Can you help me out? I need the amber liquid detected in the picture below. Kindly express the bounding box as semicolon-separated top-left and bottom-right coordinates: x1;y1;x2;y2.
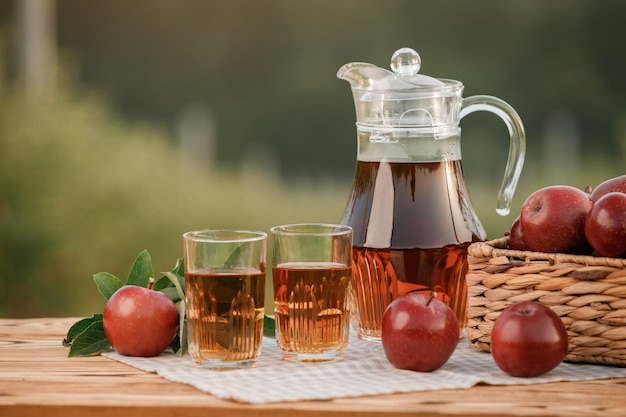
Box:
273;262;351;359
341;159;484;339
185;269;265;366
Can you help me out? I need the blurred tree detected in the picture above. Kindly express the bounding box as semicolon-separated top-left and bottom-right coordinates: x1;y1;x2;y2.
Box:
14;0;57;96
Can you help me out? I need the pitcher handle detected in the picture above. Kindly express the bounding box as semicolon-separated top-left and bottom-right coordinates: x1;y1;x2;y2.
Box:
460;95;526;216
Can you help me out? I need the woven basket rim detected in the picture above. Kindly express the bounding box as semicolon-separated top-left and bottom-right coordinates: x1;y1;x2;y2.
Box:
468;236;626;268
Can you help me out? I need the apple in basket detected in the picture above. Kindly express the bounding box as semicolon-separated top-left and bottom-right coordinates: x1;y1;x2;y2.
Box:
103;285;179;357
519;185;592;254
381;292;459;372
491;301;568;377
507;216;527;251
584;191;626;258
589;174;626;202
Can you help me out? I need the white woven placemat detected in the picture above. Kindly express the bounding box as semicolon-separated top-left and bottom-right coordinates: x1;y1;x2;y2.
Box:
104;333;626;404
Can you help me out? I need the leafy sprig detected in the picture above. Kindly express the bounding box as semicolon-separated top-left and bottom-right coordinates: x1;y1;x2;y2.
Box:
63;250;187;357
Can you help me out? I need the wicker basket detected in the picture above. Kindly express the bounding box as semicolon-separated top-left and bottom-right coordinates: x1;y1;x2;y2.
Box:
467;236;626;367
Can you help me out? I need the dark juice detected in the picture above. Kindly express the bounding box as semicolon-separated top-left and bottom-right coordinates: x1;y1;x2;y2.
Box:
341;159;484;339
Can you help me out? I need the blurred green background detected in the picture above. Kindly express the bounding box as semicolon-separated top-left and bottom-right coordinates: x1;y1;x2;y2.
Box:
0;0;624;318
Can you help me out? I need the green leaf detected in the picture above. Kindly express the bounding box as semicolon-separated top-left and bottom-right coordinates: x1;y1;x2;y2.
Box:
157;286;182;303
263;315;275;338
63;314;103;346
93;272;124;300
161;271;185;302
170;300;187;355
68;320;111;357
152;257;185;295
151;275;173;292
170;257;184;277
160;272;187;355
126;249;154;287
168;332;180;353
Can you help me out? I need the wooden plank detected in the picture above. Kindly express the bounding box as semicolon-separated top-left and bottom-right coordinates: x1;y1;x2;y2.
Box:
1;318;626;417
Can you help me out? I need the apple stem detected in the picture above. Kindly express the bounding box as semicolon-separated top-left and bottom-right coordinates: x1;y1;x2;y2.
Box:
426;291;437;307
147;277;154;290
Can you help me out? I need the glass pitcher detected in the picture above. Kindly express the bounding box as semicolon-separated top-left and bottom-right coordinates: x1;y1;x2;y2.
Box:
338;47;525;340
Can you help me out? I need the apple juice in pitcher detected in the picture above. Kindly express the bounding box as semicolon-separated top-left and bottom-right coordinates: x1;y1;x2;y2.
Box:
337;48;525;340
340;133;485;339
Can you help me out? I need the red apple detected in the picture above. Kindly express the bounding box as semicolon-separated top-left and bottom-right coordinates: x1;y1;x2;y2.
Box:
381;292;459;372
103;285;179;357
520;185;592;254
491;301;568;378
508;216;527;251
590;175;626;202
584;192;626;258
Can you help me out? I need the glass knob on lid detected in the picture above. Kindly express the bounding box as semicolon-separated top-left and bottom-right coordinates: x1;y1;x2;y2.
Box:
391;47;421;75
389;47;444;87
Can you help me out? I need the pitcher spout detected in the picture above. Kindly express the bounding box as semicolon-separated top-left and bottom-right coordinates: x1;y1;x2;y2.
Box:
336;62;395;90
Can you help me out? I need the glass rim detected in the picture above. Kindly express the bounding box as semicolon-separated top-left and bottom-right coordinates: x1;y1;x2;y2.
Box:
270;223;352;237
183;229;267;243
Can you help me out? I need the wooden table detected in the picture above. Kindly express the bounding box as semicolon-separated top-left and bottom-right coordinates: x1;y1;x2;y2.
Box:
1;318;626;417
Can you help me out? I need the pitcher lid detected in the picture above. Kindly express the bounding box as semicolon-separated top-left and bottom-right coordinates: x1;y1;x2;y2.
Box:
338;47;463;129
337;47;463;94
